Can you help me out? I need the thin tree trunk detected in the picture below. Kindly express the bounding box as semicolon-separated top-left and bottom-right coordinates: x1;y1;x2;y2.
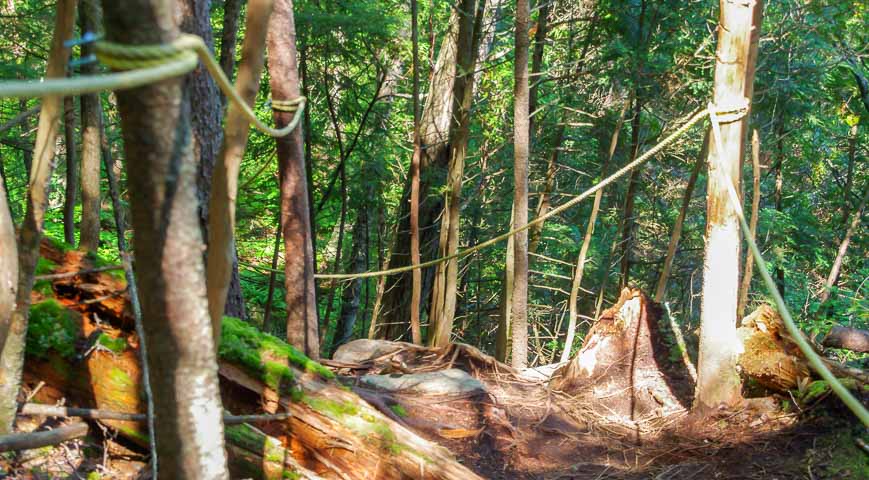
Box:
737;129;761;317
321;171;347;341
695;0;763;409
408;0;423;345
263;221;283;334
219;0;244;82
103;0;230;475
0;0;75;434
773;115;786;295
819;185;868;304
618;97;642;289
63;96;78;245
654;132;708;303
428;0;486;348
510;0;531;369
19;100;33;179
840;124;857;227
206;0;274;341
78;0;102;252
329;208;368;355
0;161;16;383
269;0;320;358
560;98;631;363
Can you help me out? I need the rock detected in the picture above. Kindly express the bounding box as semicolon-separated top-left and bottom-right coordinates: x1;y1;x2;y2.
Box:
332;339;406;364
359;369;486;396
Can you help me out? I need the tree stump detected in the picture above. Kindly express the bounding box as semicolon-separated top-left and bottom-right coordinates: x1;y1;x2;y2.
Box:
550;288;692;421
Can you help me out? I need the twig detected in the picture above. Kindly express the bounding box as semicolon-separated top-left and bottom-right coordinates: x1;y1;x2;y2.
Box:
17;403;293;425
33;264;125;281
0;423;88;452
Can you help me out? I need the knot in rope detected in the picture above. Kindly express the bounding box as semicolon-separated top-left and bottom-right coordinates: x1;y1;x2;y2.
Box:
272;97;306;113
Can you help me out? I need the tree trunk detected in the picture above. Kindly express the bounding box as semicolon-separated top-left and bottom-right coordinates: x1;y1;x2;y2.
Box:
695;0;763;409
510;0;531;369
330;209;368;355
375;3;485;341
737;129;761;317
205;0;274;342
819;185;868;304
263;221;282;335
218;0;244;82
561;98;631;363
409;0;423;345
428;0;487;348
654;132;708;303
268;0;320;359
0;162;15;378
102;0;230;475
63;96;78;246
618;97;643;289
0;0;76;435
822;326;869;353
773;115;786;295
178;0;247;322
78;0;102;253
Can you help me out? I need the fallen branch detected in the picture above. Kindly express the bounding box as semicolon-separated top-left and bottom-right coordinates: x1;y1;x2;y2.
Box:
18;403;292;425
822;326;869;353
0;423;88;452
34;264;125;281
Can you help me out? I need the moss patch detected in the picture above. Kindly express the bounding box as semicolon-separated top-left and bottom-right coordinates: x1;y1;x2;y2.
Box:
33;279;54;297
97;333;127;354
389;403;408;418
808;428;869;478
26;300;78;359
219;317;334;392
35;257;58;276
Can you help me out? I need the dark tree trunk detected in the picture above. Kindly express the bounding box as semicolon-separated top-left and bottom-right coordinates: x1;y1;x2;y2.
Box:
330;209;368;355
268;0;320;359
78;0;102;252
63;96;78;246
618;97;642;289
102;0;230;475
178;0;247;320
218;0;244;82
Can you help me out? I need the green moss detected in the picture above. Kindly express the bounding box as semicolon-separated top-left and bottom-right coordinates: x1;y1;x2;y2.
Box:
97;333;127;354
282;471;301;480
389;403;408;418
44;235;75;253
117;424;149;445
219;317;334;392
33;279;54;297
302;397;360;419
26;300;78;359
107;367;134;390
225;424;288;464
799;378;859;404
35;257;58;276
810;429;869;478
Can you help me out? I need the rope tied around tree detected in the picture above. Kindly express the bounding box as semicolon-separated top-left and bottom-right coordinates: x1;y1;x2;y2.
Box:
1;33;306;137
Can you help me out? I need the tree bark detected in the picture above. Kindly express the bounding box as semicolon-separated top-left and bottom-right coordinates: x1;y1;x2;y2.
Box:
737;129;761;317
102;0;230;475
510;0;531;369
773;114;786;295
179;0;247;321
695;0;763;409
822;326;869;353
0;160;15;373
263;221;282;334
428;0;487;348
78;0;103;253
63;96;78;246
269;0;320;359
618;97;643;289
561;98;631;363
330;209;368;354
0;0;76;435
654;132;708;303
409;0;423;346
819;185;868;304
218;0;244;82
206;0;274;342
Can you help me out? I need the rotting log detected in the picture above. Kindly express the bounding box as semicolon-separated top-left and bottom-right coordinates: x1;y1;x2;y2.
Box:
736;305;811;392
550;288;693;420
22;239;484;480
822;326;869;353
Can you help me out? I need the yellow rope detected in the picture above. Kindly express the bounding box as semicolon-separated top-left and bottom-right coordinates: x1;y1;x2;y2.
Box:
707;102;869;428
0;34;305;138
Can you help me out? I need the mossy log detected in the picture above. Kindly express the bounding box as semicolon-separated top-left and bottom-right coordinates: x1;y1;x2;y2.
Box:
22;239;483;480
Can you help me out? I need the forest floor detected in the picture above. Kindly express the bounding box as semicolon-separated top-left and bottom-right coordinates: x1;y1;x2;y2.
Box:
1;240;866;479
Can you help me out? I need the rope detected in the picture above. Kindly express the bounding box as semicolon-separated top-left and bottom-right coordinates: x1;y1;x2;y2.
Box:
707;102;869;428
0;34;305;138
313;106;714;280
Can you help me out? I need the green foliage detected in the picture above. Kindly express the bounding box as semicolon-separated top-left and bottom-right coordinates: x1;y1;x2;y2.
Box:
26;300;78;360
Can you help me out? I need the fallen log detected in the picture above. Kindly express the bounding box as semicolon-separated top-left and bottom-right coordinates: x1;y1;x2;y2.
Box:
23;240;484;479
0;423;88;453
822;326;869;353
737;305;811;392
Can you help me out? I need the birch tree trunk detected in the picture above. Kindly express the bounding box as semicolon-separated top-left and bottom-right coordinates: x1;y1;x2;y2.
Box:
268;0;320;359
695;0;763;409
0;0;75;434
102;0;230;475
